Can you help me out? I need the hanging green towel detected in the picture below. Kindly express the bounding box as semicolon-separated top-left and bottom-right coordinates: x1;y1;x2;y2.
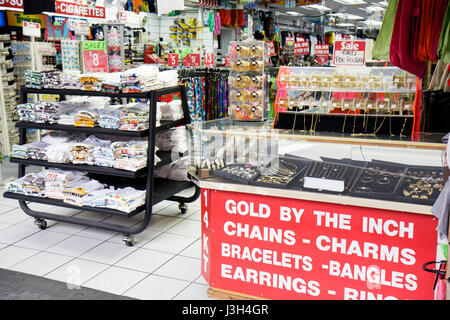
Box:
208;10;215;33
438;1;450;63
372;0;399;61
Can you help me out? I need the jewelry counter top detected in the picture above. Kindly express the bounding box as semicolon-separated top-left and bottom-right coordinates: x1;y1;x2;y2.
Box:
189;174;434;216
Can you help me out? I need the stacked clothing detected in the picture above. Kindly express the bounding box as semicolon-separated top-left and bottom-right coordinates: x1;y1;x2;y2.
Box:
60;72;82;90
17;103;35;122
6;175;27;194
155;127;188;154
101;73;121;93
119;103;150;131
22;172;47;197
93;146;115;167
11;144;32;159
98;107;122;129
120;73;144;93
154;157;190;181
56;104;79;126
82;188;112;208
157;70;179;88
34;102;59;124
42;70;62;89
113;140;148;171
43;132;81;163
158;100;184;121
45;170;88;200
25;70;43;89
27;142;50;160
75;110;99;127
63;179;105;206
126;65;160;90
80;76;102;91
70;136;110;165
105;187;146;213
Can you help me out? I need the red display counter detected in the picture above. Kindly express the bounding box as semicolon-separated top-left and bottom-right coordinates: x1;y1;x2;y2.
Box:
199;184;439;300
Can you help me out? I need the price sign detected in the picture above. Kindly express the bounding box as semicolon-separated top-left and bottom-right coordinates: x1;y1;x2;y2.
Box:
22;21;41;38
204;53;214;67
55;0;106;19
266;41;275;57
82;41;108;73
315;44;329;65
225;56;230;67
0;0;23;10
184;53;201;67
286;36;295;46
333;40;366;66
168;53;179;67
74;21;89;36
293;41;310;55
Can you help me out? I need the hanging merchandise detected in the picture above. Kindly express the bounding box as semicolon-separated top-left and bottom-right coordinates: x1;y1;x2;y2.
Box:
61;40;81;72
438;2;450;63
157;0;184;15
44;16;75;41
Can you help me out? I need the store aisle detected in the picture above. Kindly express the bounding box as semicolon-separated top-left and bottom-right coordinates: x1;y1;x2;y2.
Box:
0;187;214;300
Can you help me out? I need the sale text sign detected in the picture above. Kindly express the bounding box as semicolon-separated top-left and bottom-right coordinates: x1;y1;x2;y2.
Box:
201;190;437;300
333;40;366;66
82;41;108;73
293;41;310;56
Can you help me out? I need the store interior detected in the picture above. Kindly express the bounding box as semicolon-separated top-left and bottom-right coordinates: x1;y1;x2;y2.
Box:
0;0;448;301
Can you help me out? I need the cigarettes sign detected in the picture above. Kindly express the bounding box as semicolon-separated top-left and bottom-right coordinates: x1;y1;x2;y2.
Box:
55;1;106;19
201;190;437;300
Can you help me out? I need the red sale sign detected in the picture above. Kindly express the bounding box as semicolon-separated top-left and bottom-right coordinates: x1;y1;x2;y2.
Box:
315;44;329;56
201;189;438;300
184;53;201;67
266;41;275;57
225;56;230;67
333;40;366;66
293;41;310;56
204;53;214;67
167;53;179;67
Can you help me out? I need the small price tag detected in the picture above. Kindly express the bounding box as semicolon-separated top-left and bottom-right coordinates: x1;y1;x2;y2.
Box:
266;41;275;57
225;56;230;67
168;53;179;66
204;53;214;67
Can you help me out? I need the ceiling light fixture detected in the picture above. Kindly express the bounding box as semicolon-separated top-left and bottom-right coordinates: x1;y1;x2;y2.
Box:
334;0;366;5
304;4;332;11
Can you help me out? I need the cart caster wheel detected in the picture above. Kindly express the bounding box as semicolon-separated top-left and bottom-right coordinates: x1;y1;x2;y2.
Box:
34;219;47;230
179;203;187;214
123;234;135;247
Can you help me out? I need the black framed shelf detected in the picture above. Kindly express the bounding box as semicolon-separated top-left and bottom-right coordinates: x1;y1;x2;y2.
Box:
5;85;200;246
9;151;184;178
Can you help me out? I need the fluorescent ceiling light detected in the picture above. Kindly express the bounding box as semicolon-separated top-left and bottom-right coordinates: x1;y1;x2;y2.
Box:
376;1;389;6
304;4;332;11
363;5;385;11
334;0;366;5
286;11;303;16
364;20;382;26
336;22;355;27
330;12;364;20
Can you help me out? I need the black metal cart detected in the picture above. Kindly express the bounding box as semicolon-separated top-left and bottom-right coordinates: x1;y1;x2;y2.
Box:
3;85;200;246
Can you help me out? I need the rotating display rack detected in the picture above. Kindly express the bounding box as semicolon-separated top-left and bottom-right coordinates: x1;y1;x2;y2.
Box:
3;85;200;246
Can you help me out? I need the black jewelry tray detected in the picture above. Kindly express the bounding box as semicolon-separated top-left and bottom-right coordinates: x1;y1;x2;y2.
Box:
347;162;406;201
211;164;260;185
393;165;444;205
250;157;308;189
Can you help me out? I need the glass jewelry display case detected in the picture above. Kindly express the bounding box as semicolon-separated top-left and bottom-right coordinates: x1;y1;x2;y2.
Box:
189;118;446;209
273;66;418;136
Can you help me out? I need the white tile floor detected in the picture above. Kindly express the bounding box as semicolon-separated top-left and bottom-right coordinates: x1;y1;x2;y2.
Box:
0;186;213;300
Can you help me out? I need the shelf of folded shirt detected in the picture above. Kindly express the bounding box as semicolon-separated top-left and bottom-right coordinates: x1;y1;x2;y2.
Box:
9;150;184;179
3;179;193;218
15;118;187;137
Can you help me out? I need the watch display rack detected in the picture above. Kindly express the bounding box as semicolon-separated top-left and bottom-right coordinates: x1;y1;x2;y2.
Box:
229;40;267;122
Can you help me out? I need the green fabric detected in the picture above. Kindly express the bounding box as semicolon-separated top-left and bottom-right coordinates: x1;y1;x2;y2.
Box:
208;11;214;33
438;1;450;63
372;0;399;61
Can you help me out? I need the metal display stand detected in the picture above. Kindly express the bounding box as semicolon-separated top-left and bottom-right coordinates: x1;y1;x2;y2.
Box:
3;85;200;246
